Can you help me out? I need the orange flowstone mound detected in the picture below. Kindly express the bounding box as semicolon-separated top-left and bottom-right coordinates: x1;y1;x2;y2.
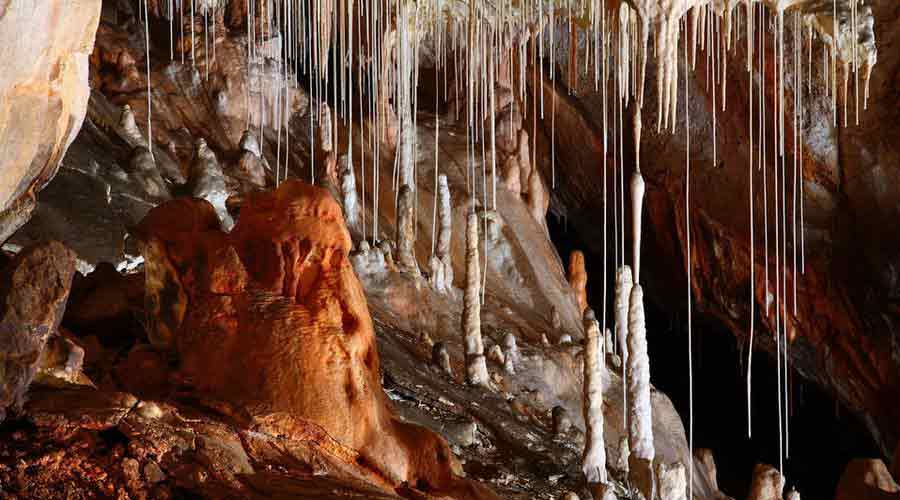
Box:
135;181;495;498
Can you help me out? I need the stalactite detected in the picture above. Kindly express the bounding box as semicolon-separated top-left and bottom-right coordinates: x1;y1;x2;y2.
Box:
582;308;607;485
463;212;489;388
631;171;645;285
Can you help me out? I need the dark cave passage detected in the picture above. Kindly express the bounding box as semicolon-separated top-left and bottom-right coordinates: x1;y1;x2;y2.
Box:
546;212;880;499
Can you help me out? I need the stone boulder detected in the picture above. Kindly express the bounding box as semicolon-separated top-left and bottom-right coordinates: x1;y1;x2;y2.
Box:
0;241;78;420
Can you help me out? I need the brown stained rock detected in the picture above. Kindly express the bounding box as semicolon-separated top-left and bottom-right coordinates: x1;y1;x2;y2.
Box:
0;0;101;240
135;181;497;498
0;242;78;421
568;250;588;315
25;385;137;437
835;459;900;500
746;464;784;500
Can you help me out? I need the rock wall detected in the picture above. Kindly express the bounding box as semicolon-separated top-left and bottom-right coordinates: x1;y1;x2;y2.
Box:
0;0;102;241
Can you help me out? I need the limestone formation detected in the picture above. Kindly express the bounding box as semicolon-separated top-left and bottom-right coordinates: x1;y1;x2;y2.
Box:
784;489;800;500
119;104;143;145
627;284;654;500
463;212;489;388
430;174;454;293
568;250;588;314
395;184;419;275
581;309;607;484
626;284;653;458
339;158;359;230
615;266;633;404
835;459;900;500
630;172;645;285
0;242;77;421
655;461;686;500
134;181;493;494
432;342;453;377
189;138;234;230
747;464;785;500
128;146;169;200
502;332;519;374
235;129;269;188
0;0;101;241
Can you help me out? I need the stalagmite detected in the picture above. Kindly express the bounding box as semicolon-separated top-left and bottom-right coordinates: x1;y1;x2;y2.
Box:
615;265;633;426
463;213;489;388
655;461;686;500
627;285;654;500
119;104;143;145
189;138;234;230
568;250;588;314
395;185;418;275
785;488;800;500
503;332;519;374
432;342;453;377
581;308;608;485
339;160;359;230
747;464;785;500
430;174;454;293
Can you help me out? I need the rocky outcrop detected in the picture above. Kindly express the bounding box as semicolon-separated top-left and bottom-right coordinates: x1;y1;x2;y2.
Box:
835;459;900;500
0;0;101;242
134;180;495;497
0;242;77;420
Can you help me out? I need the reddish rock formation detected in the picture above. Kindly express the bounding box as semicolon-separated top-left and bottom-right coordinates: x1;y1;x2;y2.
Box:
835;459;900;500
0;242;78;420
134;181;496;498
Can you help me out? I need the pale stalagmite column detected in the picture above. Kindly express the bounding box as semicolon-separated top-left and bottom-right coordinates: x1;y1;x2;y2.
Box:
615;265;633;417
568;250;588;315
395;184;418;275
339;160;359;230
747;464;785;500
463;213;489;387
627;283;654;500
581;308;608;484
430;174;453;292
